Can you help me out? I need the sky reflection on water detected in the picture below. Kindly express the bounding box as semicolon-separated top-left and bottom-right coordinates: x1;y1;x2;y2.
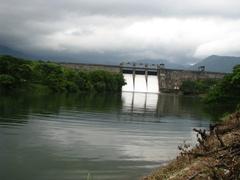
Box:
0;92;211;180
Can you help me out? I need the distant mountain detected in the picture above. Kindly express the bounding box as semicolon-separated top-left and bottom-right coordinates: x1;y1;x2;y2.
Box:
0;45;26;58
134;59;186;69
191;55;240;73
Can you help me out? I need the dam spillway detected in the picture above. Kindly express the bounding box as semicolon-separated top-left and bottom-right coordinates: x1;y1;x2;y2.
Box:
121;63;161;93
122;74;159;93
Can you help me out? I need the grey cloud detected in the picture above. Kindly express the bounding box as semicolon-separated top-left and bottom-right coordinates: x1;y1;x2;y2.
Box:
1;0;240;64
2;0;240;18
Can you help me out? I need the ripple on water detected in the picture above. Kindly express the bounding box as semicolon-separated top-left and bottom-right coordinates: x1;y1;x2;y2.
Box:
0;93;211;180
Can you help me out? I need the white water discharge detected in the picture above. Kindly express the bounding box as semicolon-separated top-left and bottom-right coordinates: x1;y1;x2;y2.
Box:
134;75;148;93
122;74;134;92
122;73;159;93
147;75;159;93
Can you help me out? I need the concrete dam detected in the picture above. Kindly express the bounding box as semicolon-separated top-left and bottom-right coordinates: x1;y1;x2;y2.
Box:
61;62;226;93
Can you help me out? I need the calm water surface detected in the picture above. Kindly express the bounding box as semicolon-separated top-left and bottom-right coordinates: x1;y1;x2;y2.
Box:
0;92;212;180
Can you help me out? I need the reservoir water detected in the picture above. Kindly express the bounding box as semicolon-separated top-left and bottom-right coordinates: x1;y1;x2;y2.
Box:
0;92;211;180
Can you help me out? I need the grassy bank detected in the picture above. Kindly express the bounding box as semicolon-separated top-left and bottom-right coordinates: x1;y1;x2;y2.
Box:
144;111;240;180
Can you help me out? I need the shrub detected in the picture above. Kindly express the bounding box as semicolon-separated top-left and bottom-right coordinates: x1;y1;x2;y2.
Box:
0;74;16;90
180;79;218;95
204;65;240;106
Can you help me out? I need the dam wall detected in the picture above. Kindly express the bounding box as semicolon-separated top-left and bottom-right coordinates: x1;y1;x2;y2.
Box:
158;68;225;92
60;62;226;92
60;63;120;73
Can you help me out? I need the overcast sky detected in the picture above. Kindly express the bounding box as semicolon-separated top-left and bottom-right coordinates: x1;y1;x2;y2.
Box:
1;0;240;64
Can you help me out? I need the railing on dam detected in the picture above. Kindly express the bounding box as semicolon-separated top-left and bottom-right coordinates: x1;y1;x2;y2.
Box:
120;62;165;75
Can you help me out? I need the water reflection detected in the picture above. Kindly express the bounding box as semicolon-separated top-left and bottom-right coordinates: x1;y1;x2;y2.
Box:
0;92;215;180
121;92;208;120
0;92;209;125
122;92;158;115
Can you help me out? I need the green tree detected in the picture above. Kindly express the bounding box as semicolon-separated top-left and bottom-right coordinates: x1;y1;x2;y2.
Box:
0;55;32;88
0;55;125;93
205;65;240;105
180;79;218;95
180;80;197;95
0;74;16;90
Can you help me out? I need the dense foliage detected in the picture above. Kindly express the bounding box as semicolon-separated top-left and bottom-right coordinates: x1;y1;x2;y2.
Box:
0;55;125;93
180;79;218;95
204;65;240;106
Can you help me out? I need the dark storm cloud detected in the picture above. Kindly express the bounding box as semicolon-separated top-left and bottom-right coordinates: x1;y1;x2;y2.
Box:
1;0;240;64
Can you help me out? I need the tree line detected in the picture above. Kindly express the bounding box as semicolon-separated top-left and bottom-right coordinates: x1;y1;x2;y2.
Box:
204;65;240;106
0;55;125;93
180;64;240;112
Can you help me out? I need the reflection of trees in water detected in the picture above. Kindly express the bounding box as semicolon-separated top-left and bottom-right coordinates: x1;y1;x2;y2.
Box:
0;95;30;124
156;94;230;121
39;92;123;113
75;92;122;112
203;104;237;121
0;92;123;124
156;94;206;118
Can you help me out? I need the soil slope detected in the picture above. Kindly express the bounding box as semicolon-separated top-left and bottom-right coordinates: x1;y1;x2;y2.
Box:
144;111;240;180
